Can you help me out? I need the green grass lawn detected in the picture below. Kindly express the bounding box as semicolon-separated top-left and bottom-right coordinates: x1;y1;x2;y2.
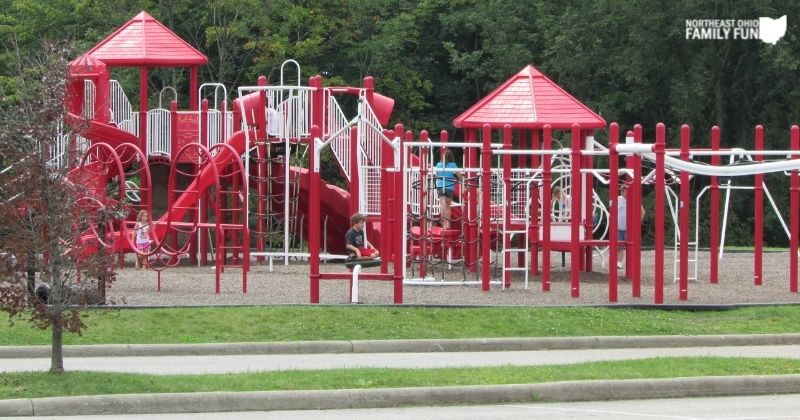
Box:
1;357;798;400
1;305;799;346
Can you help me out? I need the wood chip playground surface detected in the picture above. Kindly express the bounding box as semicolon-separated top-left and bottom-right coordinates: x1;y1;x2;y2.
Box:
106;250;800;307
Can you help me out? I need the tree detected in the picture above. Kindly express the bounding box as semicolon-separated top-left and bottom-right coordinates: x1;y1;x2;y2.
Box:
0;41;118;373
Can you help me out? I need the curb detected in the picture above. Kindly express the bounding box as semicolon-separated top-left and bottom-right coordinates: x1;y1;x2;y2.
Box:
1;375;799;417
3;333;800;358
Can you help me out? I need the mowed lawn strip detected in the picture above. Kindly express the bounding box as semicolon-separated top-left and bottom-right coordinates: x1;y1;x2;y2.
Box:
1;357;799;400
1;306;799;346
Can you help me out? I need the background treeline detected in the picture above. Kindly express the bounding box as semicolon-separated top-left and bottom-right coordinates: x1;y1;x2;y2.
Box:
1;0;798;247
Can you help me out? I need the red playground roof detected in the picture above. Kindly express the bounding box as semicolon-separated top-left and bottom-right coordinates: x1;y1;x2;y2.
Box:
87;11;207;67
452;65;606;130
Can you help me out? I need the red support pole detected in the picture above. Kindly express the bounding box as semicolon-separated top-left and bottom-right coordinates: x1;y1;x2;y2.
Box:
257;76;267;140
754;125;764;286
570;123;582;298
467;129;479;272
583;130;594;272
349;126;360;217
503;124;512;288
679;124;690;300
542;125;552;291
632;125;643;296
608;123;619;302
623;130;634;281
710;126;720;283
232;99;242;133
309;125;321;303
139;67;148;153
256;143;266;262
654;123;666;304
791;125;799;293
189;67;198;111
481;124;492;291
530;129;540;277
517;129;527;271
394;130;405;304
419;131;429;279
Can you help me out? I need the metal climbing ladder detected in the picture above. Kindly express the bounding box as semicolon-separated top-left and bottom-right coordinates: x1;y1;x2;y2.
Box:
500;174;533;289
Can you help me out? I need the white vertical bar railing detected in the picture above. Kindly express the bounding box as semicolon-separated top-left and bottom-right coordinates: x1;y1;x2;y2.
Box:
82;80;96;120
146;109;171;157
109;80;138;137
326;94;351;180
207;109;223;150
357;97;385;215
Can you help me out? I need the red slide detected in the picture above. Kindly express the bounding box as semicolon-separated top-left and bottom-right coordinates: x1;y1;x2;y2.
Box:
72;121;351;256
65;113;140;153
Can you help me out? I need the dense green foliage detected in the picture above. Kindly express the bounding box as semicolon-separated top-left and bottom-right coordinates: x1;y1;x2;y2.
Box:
1;0;798;245
2;357;800;399
2;306;798;345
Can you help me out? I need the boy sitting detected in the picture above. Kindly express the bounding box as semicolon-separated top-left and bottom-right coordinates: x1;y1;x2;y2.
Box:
345;213;379;260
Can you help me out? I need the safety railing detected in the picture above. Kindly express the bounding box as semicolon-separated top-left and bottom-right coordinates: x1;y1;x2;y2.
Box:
109;80;138;136
147;109;171;157
357;98;386;215
82;80;96;120
325;93;352;180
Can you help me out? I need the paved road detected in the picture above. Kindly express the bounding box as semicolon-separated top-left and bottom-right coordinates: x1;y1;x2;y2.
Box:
3;394;800;419
2;344;800;374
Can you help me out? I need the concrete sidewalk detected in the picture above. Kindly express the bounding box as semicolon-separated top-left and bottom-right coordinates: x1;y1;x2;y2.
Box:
3;345;800;374
2;333;800;358
2;334;800;417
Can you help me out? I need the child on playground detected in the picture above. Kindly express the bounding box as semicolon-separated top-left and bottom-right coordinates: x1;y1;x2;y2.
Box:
550;185;571;221
617;183;645;270
134;210;152;269
435;149;463;229
345;213;379;260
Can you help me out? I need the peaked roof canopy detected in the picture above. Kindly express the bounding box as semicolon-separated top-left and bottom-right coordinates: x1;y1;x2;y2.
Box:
87;11;207;67
452;65;606;130
69;54;107;76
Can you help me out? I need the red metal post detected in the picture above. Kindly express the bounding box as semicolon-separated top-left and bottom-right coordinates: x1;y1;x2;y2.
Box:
791;126;799;293
232;98;242;133
623;130;634;281
608;123;619;302
517;129;527;270
196;99;209;265
654;123;666;304
257;76;267;139
255;143;266;262
710;126;720;283
349;126;359;217
583;130;594;272
754;125;764;285
394;128;405;303
503;124;512;288
542;125;552;291
189;67;198;111
309;125;321;303
632;125;643;296
138;67;148;152
481;124;492;291
530;129;540;276
467;129;479;272
679;125;690;300
419;131;429;278
570;123;581;298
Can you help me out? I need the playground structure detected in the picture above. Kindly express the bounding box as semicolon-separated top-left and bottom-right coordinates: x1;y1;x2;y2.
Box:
59;12;800;305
